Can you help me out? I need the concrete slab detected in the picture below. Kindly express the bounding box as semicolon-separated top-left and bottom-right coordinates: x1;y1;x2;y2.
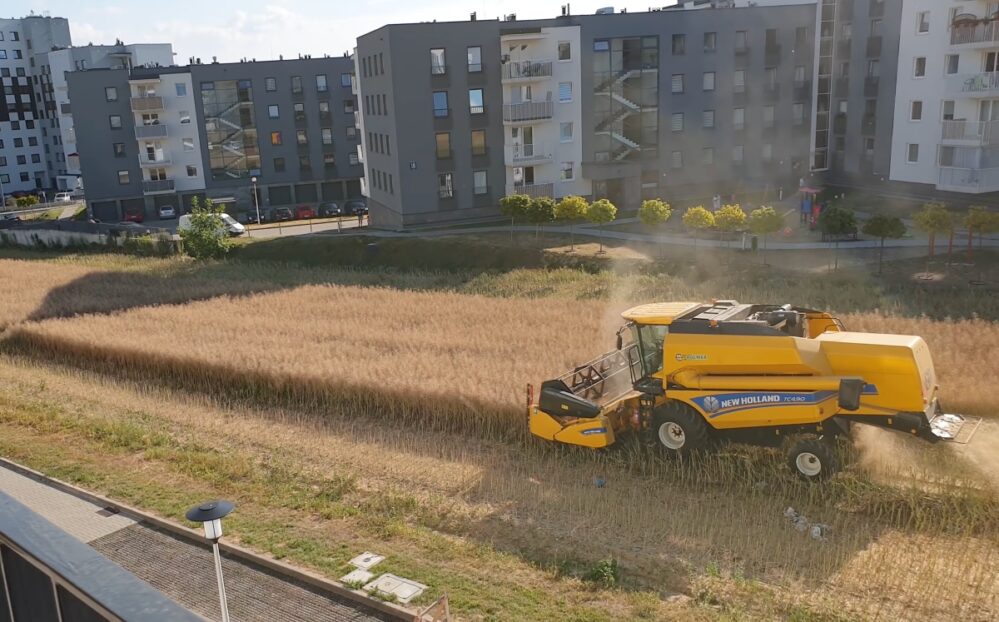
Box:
349;552;385;570
363;574;426;605
340;569;375;585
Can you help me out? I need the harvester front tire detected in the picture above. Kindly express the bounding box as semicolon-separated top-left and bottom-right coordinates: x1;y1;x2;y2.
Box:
787;437;839;481
651;402;709;457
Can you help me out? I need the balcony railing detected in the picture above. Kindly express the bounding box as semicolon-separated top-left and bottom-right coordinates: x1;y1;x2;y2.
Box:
130;95;163;111
938;166;999;193
135;124;168;139
941;120;999;145
506;143;552;164
502;60;553;81
138;154;171;167
502;101;553;123
949;72;999;95
508;181;554;199
142;178;175;193
951;21;999;47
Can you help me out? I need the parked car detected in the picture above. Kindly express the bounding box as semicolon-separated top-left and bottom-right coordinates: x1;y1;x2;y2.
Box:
294;204;317;220
123;207;145;223
54;192;74;203
345;200;368;216
158;205;177;219
273;207;294;222
178;213;246;237
318;202;342;217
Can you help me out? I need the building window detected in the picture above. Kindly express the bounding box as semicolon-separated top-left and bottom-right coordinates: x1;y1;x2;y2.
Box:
299;155;311;172
117;170;129;184
560;161;574;181
795;65;806;84
176;83;187;97
0;51;5;60
704;32;716;52
735;30;748;52
558;82;572;103
907;143;919;163
733;145;744;163
319;101;331;120
433;91;449;117
437;172;453;199
911;101;922;121
867;59;880;77
560;121;573;142
431;48;446;74
291;76;303;93
558;41;571;61
467;46;482;72
19;172;28;182
765;28;779;50
0;175;7;184
702;110;715;128
321;127;333;145
871;18;882;36
435;132;451;159
182;137;195;151
734;69;745;93
344;100;355;113
316;74;328;92
30;154;40;164
271;131;282;145
323;153;336;168
265;77;276;92
671;74;684;94
795;26;808;46
105;87;117;102
274;157;286;172
15;155;25;164
762;143;773;162
672;34;685;55
671;151;682;169
296;129;308;145
942;100;955;121
914;57;926;77
473;170;487;194
945;55;959;75
793;103;804;125
268;104;279;119
180;110;191;124
109;115;122;129
346;126;357;139
764;105;776;127
13;138;22;148
187;165;198;177
113;143;125;157
471;129;486;155
703;72;715;91
671;112;684;132
469;88;484;114
917;11;930;34
733;108;745;130
702;148;714;165
340;73;351;88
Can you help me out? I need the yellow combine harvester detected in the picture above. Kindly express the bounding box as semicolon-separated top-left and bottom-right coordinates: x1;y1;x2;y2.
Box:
529;300;978;480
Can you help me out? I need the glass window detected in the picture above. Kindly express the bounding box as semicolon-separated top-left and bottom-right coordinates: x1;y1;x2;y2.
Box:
703;72;715;91
870;19;882;36
291;76;302;93
268;104;279;119
117;170;129;184
671;74;684;93
867;59;880;77
182;137;195;151
471;129;486;155
294;101;306;121
671;112;683;132
274;157;286;172
176;83;187;97
473;170;487;194
431;48;446;74
113;142;125;157
796;26;808;45
180;110;191;124
762;143;773;161
469;88;484;114
672;34;685;55
795;65;806;84
340;73;351;87
105;87;117;102
914;57;926;77
322;128;333;144
265;77;276;92
733;145;744;162
560;161;574;181
344;99;355;113
704;32;716;52
558;41;571;61
296;129;308;145
735;31;748;51
299;154;311;171
438;172;453;199
109;115;122;129
433;91;449;117
703;109;714;128
793;103;804;124
560;122;573;142
316;74;328;92
917;11;930;34
942;100;955;121
187;165;197;177
907;143;919;162
319;101;331;118
764;106;776;125
271;131;282;145
734;69;745;92
346;126;357;138
435;132;451;158
324;153;336;167
911;101;922;121
945;55;959;75
467;46;482;72
558;82;572;102
593;40;610;52
733;107;745;129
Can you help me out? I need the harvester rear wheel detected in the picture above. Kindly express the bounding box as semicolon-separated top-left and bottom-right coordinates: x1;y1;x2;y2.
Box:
787;437;839;481
651;401;709;457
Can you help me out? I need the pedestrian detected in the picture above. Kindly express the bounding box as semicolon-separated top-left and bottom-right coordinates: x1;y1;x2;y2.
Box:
712;194;721;211
778;186;784;201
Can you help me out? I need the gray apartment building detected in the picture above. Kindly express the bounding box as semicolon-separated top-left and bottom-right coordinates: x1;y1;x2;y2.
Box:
355;1;819;228
68;56;364;221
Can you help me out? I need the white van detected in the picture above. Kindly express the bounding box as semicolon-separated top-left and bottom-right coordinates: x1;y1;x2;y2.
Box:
178;213;246;236
54;192;74;202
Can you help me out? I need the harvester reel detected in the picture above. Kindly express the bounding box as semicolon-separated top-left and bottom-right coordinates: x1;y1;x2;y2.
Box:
570;361;610;400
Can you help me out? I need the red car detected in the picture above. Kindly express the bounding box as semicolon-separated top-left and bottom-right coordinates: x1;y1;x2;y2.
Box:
123;206;145;223
294;205;317;220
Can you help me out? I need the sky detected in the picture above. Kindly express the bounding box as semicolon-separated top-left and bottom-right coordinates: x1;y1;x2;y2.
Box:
8;0;669;65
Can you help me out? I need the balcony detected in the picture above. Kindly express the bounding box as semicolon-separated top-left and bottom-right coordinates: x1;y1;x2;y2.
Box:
130;95;163;111
502;60;553;82
505;143;552;166
138;153;171;167
948;72;999;97
951;21;999;48
142;178;175;194
503;101;553;123
938;166;999;193
508;181;554;199
864;76;880;97
135;124;168;139
865;36;882;57
941;120;999;145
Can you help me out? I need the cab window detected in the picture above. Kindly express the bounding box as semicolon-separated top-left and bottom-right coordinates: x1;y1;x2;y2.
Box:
633;324;668;376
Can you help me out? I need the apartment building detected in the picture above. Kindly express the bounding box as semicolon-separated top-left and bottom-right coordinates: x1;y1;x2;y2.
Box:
886;1;999;194
355;1;818;228
68;57;364;221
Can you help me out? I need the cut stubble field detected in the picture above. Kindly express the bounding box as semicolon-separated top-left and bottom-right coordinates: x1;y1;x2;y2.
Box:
1;250;998;621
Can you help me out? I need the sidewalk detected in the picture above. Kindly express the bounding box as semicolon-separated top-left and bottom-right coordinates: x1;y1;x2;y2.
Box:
0;463;401;622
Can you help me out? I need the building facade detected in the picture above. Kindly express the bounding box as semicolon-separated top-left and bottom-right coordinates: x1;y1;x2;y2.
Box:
69;57;364;221
355;1;819;228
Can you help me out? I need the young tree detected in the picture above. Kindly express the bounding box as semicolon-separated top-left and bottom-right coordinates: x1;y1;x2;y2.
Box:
714;203;747;248
861;214;906;275
747;206;784;264
527;196;556;242
913;202;952;259
179;197;232;260
818;205;857;270
587;198;618;253
682;206;715;250
15;196;39;209
964;206;996;257
638;198;672;258
499;194;531;242
555;195;589;251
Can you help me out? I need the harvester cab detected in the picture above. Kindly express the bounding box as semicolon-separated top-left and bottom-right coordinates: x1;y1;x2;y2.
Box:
528;300;980;480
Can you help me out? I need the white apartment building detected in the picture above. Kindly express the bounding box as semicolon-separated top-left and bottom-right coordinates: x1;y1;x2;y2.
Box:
891;0;999;193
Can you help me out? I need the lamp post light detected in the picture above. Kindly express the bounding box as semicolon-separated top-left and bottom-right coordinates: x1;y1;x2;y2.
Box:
250;176;261;237
186;500;235;622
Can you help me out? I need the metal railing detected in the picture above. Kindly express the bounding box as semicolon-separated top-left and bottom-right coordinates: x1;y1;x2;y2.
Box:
508;181;554;198
138;154;172;167
938;166;999;193
951;21;999;46
130;95;163;111
135;124;168;139
142;179;175;193
502;101;553;123
941;120;999;145
506;143;551;163
949;71;999;95
502;60;553;80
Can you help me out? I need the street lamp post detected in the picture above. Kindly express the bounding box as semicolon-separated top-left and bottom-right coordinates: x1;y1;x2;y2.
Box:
0;174;6;211
186;500;235;622
250;176;261;237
